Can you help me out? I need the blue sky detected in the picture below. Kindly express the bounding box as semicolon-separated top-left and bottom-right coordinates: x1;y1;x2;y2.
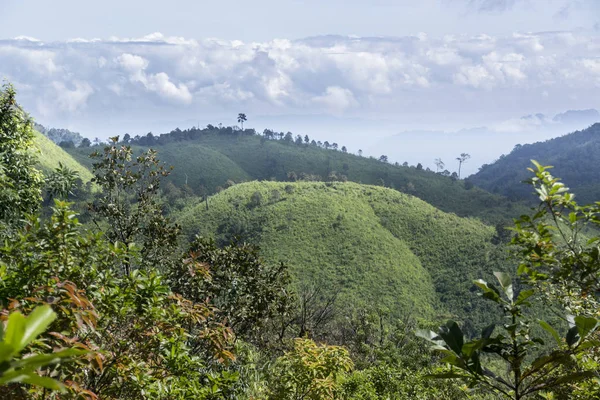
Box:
1;0;599;173
1;0;598;41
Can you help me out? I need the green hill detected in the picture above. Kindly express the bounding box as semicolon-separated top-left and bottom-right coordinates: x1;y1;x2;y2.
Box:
472;123;600;204
67;129;527;225
33;131;94;182
178;181;509;331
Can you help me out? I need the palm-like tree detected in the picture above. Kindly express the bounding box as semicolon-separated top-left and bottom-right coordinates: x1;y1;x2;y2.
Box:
456;153;470;179
434;158;445;173
237;113;247;130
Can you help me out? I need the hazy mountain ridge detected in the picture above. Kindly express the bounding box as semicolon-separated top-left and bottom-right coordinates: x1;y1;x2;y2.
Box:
471;123;600;203
34;123;85;146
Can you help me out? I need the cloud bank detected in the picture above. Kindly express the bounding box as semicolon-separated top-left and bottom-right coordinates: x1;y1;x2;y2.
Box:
0;31;599;135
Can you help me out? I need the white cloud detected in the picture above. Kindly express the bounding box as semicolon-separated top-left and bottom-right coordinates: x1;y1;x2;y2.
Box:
0;31;599;127
312;86;358;114
144;72;192;104
115;52;192;104
116;53;148;73
52;81;94;113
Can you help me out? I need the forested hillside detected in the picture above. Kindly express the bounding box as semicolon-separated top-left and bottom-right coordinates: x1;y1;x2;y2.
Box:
472;123;600;203
66;127;527;225
178;181;509;333
3;82;600;399
32;131;94;183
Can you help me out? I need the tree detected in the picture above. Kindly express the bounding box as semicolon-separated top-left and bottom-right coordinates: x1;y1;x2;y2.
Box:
332;143;338;151
379;155;388;163
358;149;363;157
59;140;75;148
268;338;353;400
45;162;79;200
89;137;180;274
79;137;91;147
456;153;470;179
434;158;445;173
304;134;310;144
419;272;599;400
238;113;247;130
122;133;131;143
416;163;423;170
341;146;347;153
172;237;292;340
0;82;44;233
249;191;264;208
324;141;330;150
93;137;101;146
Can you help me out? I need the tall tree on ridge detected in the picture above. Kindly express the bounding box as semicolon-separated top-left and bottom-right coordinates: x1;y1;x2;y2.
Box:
456;153;470;179
237;113;247;130
434;158;445;173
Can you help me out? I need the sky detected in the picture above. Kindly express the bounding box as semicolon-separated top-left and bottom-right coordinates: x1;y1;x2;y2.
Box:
1;0;600;174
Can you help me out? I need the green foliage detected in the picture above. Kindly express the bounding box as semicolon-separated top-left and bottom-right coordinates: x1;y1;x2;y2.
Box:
0;306;85;392
419;273;599;399
66;130;527;225
1;200;236;399
179;181;444;324
268;338;353;399
170;237;293;341
32;130;94;184
508;161;600;398
0;82;44;231
472;123;600;204
89;137;180;274
179;181;509;334
513;161;600;293
44;162;80;199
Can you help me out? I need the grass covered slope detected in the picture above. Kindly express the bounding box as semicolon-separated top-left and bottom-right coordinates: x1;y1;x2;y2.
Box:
178;181;506;328
33;131;94;182
68;132;526;224
472;123;600;204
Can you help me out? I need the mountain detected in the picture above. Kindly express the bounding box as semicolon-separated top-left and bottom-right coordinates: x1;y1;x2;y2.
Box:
177;181;510;332
65;128;527;225
33;131;94;182
368;109;600;177
553;109;600;125
34;123;85;147
471;123;600;204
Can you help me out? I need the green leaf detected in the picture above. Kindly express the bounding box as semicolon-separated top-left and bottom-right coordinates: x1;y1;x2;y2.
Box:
481;324;495;339
539;320;561;345
18;306;57;353
415;330;446;351
439;321;464;355
474;279;502;303
462;339;484;358
493;272;513;301
566;326;580;347
13;348;87;370
0;343;15;364
3;311;26;352
574;316;598;339
515;289;535;306
0;370;65;391
553;371;596;385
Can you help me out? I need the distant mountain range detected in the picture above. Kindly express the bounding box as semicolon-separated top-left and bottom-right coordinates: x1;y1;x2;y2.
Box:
34;123;85;147
367;109;600;177
471;123;600;204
